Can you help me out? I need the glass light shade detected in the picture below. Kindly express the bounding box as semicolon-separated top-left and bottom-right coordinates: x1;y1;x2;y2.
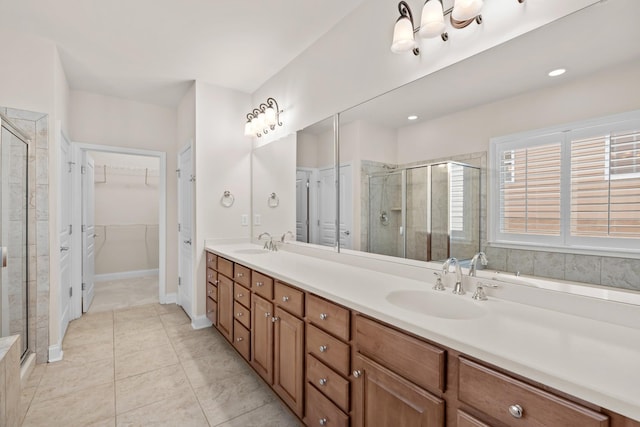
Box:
257;111;266;132
244;121;254;137
265;107;277;127
391;16;416;53
419;0;445;38
452;0;483;21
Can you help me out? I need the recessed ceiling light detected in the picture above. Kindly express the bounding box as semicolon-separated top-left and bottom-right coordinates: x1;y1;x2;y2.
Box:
548;68;566;77
407;115;418;120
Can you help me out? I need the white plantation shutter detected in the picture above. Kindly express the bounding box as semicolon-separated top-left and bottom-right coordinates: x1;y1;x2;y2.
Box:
491;110;640;251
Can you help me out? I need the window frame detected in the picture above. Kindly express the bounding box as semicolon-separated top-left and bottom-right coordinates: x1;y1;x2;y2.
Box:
489;110;640;254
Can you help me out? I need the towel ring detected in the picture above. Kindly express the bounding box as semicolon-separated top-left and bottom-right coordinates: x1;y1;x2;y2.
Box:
221;190;234;207
268;192;279;208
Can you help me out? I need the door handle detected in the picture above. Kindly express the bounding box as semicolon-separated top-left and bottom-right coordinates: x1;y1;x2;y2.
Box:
60;246;70;252
342;230;350;236
184;239;192;245
1;247;6;268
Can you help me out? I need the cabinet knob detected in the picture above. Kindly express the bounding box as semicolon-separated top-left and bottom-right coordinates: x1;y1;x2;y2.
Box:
282;296;289;302
508;404;524;419
207;274;213;279
271;316;279;323
207;309;213;314
237;272;244;278
319;313;328;320
237;293;243;298
318;378;327;386
236;312;243;317
207;290;212;295
256;281;263;287
236;337;243;342
214;280;219;285
319;418;327;426
264;312;271;318
319;345;327;353
353;370;362;378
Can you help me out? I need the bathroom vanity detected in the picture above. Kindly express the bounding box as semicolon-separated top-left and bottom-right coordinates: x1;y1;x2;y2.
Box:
204;243;640;427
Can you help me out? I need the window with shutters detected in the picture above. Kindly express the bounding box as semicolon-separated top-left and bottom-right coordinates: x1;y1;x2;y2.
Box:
490;111;640;252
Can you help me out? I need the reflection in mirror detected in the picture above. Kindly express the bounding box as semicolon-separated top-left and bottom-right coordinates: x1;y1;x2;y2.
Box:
295;116;336;247
252;134;296;240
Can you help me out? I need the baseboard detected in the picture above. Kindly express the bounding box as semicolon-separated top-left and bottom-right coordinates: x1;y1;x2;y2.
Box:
191;314;213;330
48;344;64;362
160;292;177;304
95;269;159;282
20;353;36;388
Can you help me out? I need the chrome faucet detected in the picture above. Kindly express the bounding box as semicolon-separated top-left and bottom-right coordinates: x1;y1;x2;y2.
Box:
258;232;272;250
468;252;488;277
442;257;464;295
280;231;294;243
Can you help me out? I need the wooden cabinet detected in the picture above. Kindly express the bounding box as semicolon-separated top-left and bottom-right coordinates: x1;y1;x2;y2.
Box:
307;294;350;341
216;274;234;342
233;320;250;360
352;353;445;427
251;294;274;383
458;357;609;427
205;294;217;325
457;411;492;427
273;306;304;417
252;271;274;300
234;263;251;288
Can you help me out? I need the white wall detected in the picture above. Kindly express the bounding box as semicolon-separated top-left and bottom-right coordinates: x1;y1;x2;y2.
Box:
69;91;178;295
194;81;252;317
252;0;599;142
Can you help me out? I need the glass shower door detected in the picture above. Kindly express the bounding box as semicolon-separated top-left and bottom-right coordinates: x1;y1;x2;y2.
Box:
0;119;29;357
368;171;403;257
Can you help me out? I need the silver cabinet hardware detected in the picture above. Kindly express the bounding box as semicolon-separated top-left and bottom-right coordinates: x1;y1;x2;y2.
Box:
236;312;243;317
236;293;243;298
207;290;213;295
353;370;362;378
319;345;327;353
264;312;271;318
256;281;263;287
237;272;244;278
319;418;327;426
508;404;523;418
282;296;289;302
271;316;279;323
214;280;220;285
236;337;243;342
318;378;327;386
319;313;328;320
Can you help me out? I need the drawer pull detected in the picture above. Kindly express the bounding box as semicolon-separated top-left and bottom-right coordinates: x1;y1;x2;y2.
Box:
207;290;213;295
207;309;213;314
319;345;328;353
264;312;271;318
318;378;327;386
214;280;219;285
319;418;327;426
236;337;243;342
256;281;263;287
509;404;524;419
271;316;279;323
207;274;213;279
282;296;289;302
319;313;328;320
353;370;362;378
236;293;243;298
236;312;243;317
237;272;244;278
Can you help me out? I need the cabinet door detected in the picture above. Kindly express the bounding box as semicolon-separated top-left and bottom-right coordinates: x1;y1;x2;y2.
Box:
251;294;274;384
352;353;445;427
273;307;304;417
217;274;234;342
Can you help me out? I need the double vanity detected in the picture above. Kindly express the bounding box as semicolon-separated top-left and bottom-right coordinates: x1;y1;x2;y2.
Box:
204;242;640;427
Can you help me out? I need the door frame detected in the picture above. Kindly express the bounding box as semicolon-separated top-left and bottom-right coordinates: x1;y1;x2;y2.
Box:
177;141;194;318
70;143;167;318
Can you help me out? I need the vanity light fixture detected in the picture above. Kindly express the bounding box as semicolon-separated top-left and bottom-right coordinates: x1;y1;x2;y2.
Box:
548;68;566;77
450;0;484;29
391;1;420;55
244;97;283;138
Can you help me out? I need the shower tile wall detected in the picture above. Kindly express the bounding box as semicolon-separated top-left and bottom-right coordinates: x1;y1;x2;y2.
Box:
1;107;49;363
405;168;428;261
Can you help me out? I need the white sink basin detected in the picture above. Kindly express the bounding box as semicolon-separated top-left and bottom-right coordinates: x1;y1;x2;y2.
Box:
234;248;268;255
386;290;486;320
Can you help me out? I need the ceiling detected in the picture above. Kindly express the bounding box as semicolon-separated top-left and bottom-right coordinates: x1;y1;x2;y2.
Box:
0;0;364;107
322;0;640;132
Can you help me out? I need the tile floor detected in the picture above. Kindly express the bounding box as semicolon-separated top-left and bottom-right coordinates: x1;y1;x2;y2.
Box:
20;303;303;426
88;276;160;314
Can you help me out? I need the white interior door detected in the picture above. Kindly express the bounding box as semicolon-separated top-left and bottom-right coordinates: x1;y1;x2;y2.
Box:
178;144;193;318
317;167;336;247
295;169;311;243
59;130;73;335
339;164;353;249
81;152;95;312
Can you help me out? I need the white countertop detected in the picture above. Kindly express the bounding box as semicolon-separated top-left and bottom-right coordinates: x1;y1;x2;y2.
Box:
205;242;640;421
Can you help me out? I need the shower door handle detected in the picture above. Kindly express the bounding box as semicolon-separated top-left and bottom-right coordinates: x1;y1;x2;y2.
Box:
342;230;350;236
1;247;6;268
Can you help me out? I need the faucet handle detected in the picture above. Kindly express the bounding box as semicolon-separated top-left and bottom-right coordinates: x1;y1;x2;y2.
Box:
433;272;445;291
471;281;498;301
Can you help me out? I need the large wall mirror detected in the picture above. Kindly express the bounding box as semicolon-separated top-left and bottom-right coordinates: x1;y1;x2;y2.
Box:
252;0;640;264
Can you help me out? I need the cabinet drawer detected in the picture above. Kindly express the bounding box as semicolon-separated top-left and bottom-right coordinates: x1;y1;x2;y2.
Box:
206;268;218;285
457;410;492;427
275;281;304;317
252;271;274;300
234;264;251;287
234;301;250;329
306;382;349;427
206;297;217;326
217;257;233;278
307;354;349;413
206;282;217;301
458;358;609;427
307;294;350;341
234;283;251;309
206;252;217;270
355;315;445;393
306;324;350;377
233;320;250;361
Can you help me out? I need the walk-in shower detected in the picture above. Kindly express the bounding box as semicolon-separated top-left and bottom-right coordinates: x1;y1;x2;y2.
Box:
367;161;480;262
0;114;30;359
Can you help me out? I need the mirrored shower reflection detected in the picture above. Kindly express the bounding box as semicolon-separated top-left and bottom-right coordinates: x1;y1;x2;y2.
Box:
0;118;29;357
366;162;480;262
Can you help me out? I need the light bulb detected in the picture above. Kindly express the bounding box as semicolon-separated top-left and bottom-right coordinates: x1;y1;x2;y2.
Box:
244;121;253;137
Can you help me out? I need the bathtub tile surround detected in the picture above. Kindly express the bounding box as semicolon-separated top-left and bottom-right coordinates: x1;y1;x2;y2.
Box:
0;336;21;427
20;303;301;426
1;107;50;363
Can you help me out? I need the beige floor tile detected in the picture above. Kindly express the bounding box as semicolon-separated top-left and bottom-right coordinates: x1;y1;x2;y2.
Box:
196;371;276;425
88;417;117;426
63;338;114;363
163;322;217;340
116;391;208;427
22;382;115;427
89;277;158;314
63;325;114;349
215;400;303;427
159;310;191;326
172;332;235;361
22;363;46;389
114;303;159;321
114;316;164;338
115;363;192;414
115;341;178;380
181;352;249;389
114;325;170;357
19;386;37;425
33;357;115;403
154;303;183;315
67;311;114;332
